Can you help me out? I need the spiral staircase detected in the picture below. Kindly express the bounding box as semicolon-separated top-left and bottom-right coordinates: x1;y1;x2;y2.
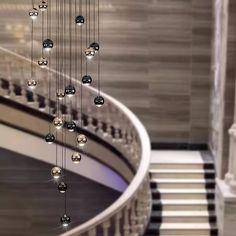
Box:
0;47;152;236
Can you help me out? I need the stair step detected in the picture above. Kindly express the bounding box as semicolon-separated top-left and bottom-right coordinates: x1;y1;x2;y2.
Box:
150;179;215;189
150;162;214;170
146;223;217;236
150;169;215;179
151;211;216;223
151;189;214;200
152;199;215;211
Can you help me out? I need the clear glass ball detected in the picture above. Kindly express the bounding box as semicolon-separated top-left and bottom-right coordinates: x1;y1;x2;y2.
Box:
71;152;82;164
29;8;39;20
56;90;65;100
45;133;55;144
39;1;48;11
53;117;64;129
38;57;48;68
58;182;67;193
51;166;62;179
94;96;104;107
60;214;71;227
77;134;87;147
27;79;37;89
84;47;95;59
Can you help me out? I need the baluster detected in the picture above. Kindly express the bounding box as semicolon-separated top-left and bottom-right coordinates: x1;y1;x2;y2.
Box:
88;228;96;236
18;78;27;104
123;205;131;236
114;212;122;236
96;119;104;136
130;199;138;236
0;79;7;96
136;189;145;234
7;80;15;99
87;112;95;133
102;220;111;236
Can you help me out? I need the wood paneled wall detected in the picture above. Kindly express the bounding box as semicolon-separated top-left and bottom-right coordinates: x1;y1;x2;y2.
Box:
100;0;213;144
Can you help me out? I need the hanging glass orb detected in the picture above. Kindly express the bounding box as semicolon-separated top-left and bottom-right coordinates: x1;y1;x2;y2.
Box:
45;133;55;144
27;79;37;89
77;134;87;147
71;152;82;164
29;8;39;20
51;166;62;179
56;90;65;100
94;96;104;107
65;84;76;97
84;47;95;60
58;182;67;193
43;39;54;51
75;15;85;26
38;57;48;68
53;117;64;129
67;121;76;132
39;1;48;11
82;75;92;85
90;42;100;52
60;214;71;227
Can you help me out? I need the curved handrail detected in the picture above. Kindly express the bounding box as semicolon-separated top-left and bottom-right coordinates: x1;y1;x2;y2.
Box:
0;46;151;235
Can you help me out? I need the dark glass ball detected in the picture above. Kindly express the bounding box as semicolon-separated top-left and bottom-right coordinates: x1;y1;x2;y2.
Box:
65;85;76;97
67;121;76;132
75;15;85;25
90;42;100;52
94;96;104;107
82;75;92;85
61;214;71;227
58;182;67;193
45;133;55;144
43;39;54;51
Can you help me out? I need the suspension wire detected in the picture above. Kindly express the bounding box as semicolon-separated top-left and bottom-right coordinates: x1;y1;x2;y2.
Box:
80;0;83;129
69;0;72;85
42;11;44;57
32;0;34;7
64;131;67;213
93;0;95;41
98;0;100;95
48;0;51;132
89;0;90;43
31;20;34;79
85;0;88;74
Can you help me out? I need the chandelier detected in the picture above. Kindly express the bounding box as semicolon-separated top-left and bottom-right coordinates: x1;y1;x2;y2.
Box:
28;0;104;228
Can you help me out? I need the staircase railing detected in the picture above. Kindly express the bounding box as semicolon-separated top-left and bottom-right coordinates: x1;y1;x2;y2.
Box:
0;46;152;236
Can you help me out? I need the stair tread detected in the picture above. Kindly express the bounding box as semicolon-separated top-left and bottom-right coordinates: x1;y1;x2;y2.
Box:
150;169;215;173
152;210;212;217
154;189;214;194
151;178;215;184
153;199;214;205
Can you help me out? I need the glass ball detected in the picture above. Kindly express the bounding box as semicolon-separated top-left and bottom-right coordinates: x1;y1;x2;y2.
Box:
67;121;76;132
56;90;65;100
77;134;87;147
94;96;104;107
29;8;39;20
60;214;71;227
27;79;37;89
43;39;54;51
58;182;67;193
71;152;82;164
45;133;55;144
82;75;92;85
65;84;76;97
84;47;95;60
53;117;64;129
38;57;48;68
39;1;48;11
51;166;62;179
90;42;100;52
75;15;85;26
